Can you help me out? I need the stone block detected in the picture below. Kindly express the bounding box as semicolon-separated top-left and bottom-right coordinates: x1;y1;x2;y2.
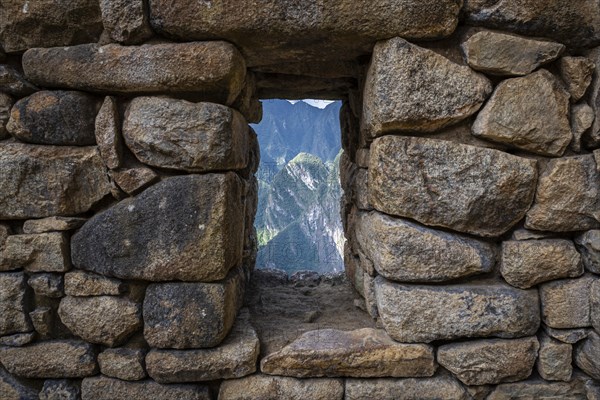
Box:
1;233;70;272
540;275;596;328
64;270;126;297
219;374;344;400
98;348;147;381
537;333;573;382
0;272;32;336
81;376;210;400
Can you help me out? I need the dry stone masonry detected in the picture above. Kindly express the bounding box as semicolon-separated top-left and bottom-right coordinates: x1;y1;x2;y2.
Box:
0;0;599;399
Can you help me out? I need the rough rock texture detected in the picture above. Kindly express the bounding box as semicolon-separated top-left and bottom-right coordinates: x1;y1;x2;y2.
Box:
81;376;210;400
27;273;64;298
0;66;38;97
540;275;596;328
95;96;123;169
575;330;600;379
7;91;100;146
1;233;70;272
39;379;81;400
500;239;583;289
526;155;600;232
375;277;539;343
0;0;102;53
143;267;244;349
362;37;491;137
0;143;110;219
588;48;600;147
0;340;97;378
537;333;573;382
472;70;572;157
58;296;141;347
146;309;259;382
22;42;246;105
0;93;12;139
98;348;147;381
461;31;564;76
576;230;600;274
219;374;344;400
544;326;591;344
109;166;158;195
559;57;595;102
64;270;126;296
0;272;32;335
571;103;595;152
29;307;53;338
261;328;435;378
368;136;537;237
100;0;153;44
486;376;589;399
0;367;37;400
0;332;35;347
123;97;249;171
355;211;496;283
437;337;539;385
72;173;244;282
23;217;87;234
592;280;600;332
463;0;600;48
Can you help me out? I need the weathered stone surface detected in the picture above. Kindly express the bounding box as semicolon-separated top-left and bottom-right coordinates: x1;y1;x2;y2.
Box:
7;91;100;145
473;70;571;157
344;373;470;400
486;376;589;399
0;66;37;97
438;337;538;386
575;330;600;379
0;143;111;219
0;367;37;400
109;166;158;195
123;97;249;171
0;0;102;53
559;57;595;102
0;93;12;139
461;31;564;76
544;326;591;344
144;267;244;349
23;42;246;105
64;270;126;296
0;340;97;378
355;211;496;283
29;307;53;338
27;273;64;298
362;37;491;137
537;333;572;382
571;103;595;152
58;296;141;347
0;332;35;347
500;239;583;289
588;48;600;147
576;230;600;274
146;309;258;382
592;279;600;331
95;96;123;169
0;272;31;335
1;233;70;272
463;0;600;48
100;0;153;44
98;348;147;381
540;275;596;328
375;277;539;343
368;136;537;237
526;155;600;232
81;376;210;400
219;374;344;400
72;173;244;282
39;379;81;400
23;217;87;234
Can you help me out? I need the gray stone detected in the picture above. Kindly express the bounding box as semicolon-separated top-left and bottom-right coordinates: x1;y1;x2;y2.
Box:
0;143;111;219
463;0;600;48
368;136;537;237
58;296;142;347
146;309;259;382
375;277;540;343
1;233;70;273
355;211;496;283
543;326;592;344
500;239;583;289
510;229;554;241
472;70;572;157
537;333;572;382
0;367;37;400
64;270;126;296
29;307;54;338
0;272;32;335
540;275;596;328
39;379;81;400
0;340;97;378
123;97;249;172
7;91;100;145
81;376;210;400
109;165;158;195
0;93;12;139
559;57;595;102
437;337;539;385
575;330;600;380
72;173;244;282
526;155;600;232
0;0;102;53
219;374;344;400
98;348;147;381
95;96;123;169
571;103;595;153
27;273;64;298
588;48;600;147
592;280;600;332
486;376;589;400
100;0;153;44
143;267;244;349
0;332;35;347
23;42;246;105
0;66;37;97
23;217;87;234
461;31;564;76
362;37;491;137
576;230;600;274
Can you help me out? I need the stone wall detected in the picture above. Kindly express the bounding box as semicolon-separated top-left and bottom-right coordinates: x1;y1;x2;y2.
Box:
1;0;600;399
